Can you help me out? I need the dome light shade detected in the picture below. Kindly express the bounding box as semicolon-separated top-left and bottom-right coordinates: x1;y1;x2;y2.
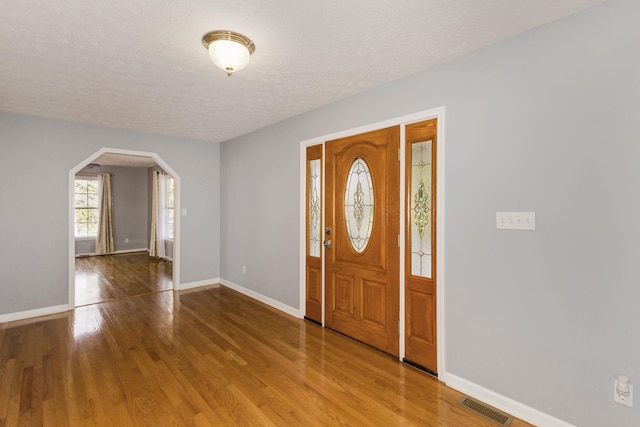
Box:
202;31;255;76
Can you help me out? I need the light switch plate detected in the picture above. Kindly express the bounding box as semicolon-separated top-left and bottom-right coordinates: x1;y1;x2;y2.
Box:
496;212;535;230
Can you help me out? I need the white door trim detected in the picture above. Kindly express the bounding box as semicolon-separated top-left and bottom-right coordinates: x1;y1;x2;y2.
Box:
69;147;181;307
299;106;446;375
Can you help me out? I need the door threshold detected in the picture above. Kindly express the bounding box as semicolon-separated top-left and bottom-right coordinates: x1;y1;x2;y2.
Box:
403;358;438;378
304;316;322;326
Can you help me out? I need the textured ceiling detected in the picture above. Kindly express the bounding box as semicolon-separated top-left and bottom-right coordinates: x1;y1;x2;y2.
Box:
0;0;608;144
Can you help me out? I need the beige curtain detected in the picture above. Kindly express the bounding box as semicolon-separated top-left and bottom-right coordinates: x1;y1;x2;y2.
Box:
95;173;114;254
149;171;166;258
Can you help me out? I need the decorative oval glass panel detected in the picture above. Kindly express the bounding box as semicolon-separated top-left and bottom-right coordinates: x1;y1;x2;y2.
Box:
344;157;374;253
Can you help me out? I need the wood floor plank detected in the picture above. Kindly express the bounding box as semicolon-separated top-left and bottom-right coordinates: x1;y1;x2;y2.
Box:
75;252;173;306
0;283;534;426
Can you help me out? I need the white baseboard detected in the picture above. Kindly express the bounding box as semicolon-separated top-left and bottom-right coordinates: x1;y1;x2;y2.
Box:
114;248;149;254
0;304;72;324
176;278;221;291
75;248;149;258
443;373;575;427
220;279;302;319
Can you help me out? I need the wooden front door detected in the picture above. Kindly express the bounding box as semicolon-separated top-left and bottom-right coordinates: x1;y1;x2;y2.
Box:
324;126;400;356
404;119;438;373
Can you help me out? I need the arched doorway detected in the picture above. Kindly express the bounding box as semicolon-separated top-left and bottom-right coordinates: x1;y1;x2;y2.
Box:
68;148;181;306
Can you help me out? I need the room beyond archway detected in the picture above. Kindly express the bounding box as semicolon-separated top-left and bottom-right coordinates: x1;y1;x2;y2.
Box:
68;148;181;307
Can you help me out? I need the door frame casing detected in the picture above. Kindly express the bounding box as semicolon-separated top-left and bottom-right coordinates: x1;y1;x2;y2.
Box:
298;106;446;375
68;147;181;307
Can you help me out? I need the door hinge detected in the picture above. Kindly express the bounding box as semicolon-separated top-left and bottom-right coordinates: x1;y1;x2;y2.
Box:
398;320;401;331
398;148;401;161
398;234;401;247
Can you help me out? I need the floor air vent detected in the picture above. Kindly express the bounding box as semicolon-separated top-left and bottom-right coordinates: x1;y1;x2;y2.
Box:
457;396;514;426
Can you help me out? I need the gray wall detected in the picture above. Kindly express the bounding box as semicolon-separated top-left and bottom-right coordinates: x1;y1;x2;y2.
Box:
164;239;174;260
75;166;149;255
75;237;95;256
0;114;221;313
110;166;149;251
220;1;639;426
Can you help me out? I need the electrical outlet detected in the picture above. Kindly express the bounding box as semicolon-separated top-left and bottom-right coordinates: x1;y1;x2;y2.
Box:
242;265;247;274
614;377;634;407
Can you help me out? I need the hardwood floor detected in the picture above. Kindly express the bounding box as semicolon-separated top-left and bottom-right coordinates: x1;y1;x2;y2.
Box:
0;286;533;426
75;252;173;306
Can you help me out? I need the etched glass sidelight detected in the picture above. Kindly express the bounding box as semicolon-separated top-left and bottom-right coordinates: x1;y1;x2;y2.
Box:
309;159;321;257
344;158;374;253
410;141;432;278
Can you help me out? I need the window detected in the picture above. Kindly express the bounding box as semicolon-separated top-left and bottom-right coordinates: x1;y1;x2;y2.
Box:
165;177;175;240
308;158;321;257
75;178;99;237
344;157;374;253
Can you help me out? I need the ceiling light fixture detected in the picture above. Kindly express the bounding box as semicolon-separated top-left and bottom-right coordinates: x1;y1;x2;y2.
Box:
202;30;255;76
